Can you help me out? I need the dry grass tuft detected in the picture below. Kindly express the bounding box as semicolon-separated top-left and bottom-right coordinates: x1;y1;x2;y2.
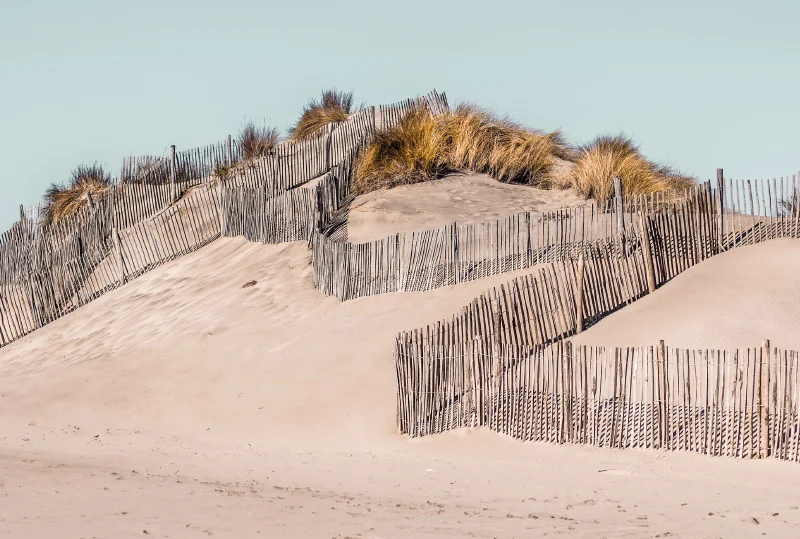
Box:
239;123;280;160
781;188;799;217
290;89;357;140
44;164;111;226
354;108;449;193
354;104;569;195
565;135;695;202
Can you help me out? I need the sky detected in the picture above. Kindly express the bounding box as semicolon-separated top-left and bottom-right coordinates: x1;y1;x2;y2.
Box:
0;0;798;230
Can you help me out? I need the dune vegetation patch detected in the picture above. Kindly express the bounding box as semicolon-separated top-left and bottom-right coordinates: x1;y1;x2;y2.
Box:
552;135;696;202
44;164;111;225
290;89;357;140
239;122;280;161
353;104;570;196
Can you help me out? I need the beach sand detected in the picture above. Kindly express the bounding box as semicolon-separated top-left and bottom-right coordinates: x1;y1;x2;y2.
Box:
2;178;799;538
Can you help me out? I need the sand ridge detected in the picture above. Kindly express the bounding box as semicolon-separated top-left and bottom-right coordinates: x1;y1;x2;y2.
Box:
347;173;590;242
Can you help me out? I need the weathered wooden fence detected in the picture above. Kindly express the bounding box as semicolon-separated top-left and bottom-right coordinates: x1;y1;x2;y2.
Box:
313;172;800;301
0;183;221;347
396;340;800;461
312;208;630;300
0;90;447;348
218;90;450;243
395;246;651;356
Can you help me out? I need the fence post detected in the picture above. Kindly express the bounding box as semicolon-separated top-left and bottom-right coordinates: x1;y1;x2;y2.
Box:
492;295;501;395
19;204;24;221
227;134;233;167
759;339;771;458
170;144;178;203
325;123;335;170
638;212;657;293
655;340;668;449
217;177;226;237
575;253;585;333
562;340;574;443
613;177;625;255
112;227;125;285
716;168;725;253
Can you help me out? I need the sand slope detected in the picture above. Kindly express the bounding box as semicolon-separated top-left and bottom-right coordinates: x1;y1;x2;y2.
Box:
2;234;800;537
348;173;589;242
572;238;800;350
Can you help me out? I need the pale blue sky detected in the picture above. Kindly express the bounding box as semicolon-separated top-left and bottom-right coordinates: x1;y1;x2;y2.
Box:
1;0;798;230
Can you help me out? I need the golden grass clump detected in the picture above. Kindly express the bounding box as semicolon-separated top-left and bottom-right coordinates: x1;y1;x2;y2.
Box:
239;123;280;160
354;104;569;195
354;108;448;193
290;89;356;140
440;105;571;184
44;164;111;226
567;135;695;201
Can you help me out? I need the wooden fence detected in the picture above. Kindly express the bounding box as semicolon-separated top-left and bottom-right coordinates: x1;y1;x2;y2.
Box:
395;243;652;378
377;89;449;130
392;172;800;461
396;340;800;461
0;90;446;348
312;172;800;301
217;90;449;244
311;208;631;300
0;183;220;347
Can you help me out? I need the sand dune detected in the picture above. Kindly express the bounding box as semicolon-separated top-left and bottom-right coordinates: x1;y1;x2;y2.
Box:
2;230;800;536
572;238;800;350
348;173;589;242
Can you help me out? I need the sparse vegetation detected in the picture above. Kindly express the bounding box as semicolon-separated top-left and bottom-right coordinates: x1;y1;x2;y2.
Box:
353;104;570;195
290;89;357;140
559;135;695;202
353;108;448;193
44;164;111;226
239;123;280;160
781;187;799;217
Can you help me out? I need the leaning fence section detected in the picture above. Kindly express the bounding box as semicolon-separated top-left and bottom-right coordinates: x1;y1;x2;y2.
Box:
0;183;221;348
396;243;651;371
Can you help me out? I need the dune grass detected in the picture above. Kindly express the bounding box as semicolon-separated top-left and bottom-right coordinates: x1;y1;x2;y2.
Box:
781;187;799;217
559;135;695;202
353;104;569;195
44;164;111;225
239;123;280;160
290;89;357;140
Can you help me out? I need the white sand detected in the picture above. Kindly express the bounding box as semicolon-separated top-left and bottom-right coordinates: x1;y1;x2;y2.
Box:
348;173;590;242
2;227;800;536
572;238;800;350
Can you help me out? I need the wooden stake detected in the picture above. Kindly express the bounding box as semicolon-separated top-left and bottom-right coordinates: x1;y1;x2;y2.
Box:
170;144;178;203
575;253;585;333
112;227;125;285
716;168;725;253
217;178;226;236
614;177;625;256
325;123;334;170
492;296;501;393
760;339;771;458
657;340;667;449
638;212;657;293
563;340;574;443
227;134;233;166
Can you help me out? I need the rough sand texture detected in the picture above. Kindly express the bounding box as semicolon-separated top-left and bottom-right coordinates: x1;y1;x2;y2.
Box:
572;238;800;350
348;173;589;242
2;237;800;538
